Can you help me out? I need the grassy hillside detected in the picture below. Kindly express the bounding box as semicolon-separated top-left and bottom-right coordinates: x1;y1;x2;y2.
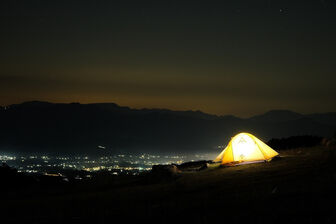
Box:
1;146;336;223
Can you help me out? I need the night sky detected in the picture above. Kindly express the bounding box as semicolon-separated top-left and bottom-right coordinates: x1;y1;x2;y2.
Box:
1;0;335;117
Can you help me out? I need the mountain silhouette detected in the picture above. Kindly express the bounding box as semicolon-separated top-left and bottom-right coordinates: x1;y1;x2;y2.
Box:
250;110;304;123
0;101;335;155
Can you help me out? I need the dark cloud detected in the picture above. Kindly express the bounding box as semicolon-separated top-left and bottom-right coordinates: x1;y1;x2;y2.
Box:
0;0;335;116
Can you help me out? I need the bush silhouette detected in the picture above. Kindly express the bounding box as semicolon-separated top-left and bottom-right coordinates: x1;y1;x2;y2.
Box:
267;135;323;150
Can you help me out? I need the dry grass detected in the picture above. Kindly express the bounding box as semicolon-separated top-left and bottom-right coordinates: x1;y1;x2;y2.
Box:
1;146;336;224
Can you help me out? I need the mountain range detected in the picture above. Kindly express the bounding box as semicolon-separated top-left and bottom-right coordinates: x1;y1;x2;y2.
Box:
0;101;335;155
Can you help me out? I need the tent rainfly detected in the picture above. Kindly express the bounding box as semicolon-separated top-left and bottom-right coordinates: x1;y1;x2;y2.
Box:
214;132;279;165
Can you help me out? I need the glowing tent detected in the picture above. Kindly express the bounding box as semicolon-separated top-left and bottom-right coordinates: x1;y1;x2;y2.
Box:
214;133;278;165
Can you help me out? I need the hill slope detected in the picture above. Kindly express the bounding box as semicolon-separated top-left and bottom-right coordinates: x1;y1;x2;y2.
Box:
0;101;335;154
1;146;336;223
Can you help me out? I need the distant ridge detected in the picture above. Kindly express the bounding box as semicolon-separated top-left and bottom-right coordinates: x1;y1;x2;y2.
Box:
250;110;304;123
0;101;335;155
3;101;334;121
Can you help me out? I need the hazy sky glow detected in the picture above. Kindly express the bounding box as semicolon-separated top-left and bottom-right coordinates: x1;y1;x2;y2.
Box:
1;0;335;117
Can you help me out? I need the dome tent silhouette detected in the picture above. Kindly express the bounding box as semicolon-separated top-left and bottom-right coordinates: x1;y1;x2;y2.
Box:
214;133;279;165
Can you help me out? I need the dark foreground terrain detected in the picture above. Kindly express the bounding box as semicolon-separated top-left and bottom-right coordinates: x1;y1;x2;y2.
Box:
1;146;336;224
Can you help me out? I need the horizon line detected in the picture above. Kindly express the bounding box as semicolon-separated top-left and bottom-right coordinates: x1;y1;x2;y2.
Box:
2;100;335;119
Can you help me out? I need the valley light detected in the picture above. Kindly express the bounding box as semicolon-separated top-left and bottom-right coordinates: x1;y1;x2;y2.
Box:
214;132;279;165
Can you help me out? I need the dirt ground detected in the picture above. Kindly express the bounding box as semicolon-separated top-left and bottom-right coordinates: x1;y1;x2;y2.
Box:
1;146;336;224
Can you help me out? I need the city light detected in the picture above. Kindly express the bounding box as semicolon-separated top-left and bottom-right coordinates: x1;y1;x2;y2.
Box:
0;153;212;176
